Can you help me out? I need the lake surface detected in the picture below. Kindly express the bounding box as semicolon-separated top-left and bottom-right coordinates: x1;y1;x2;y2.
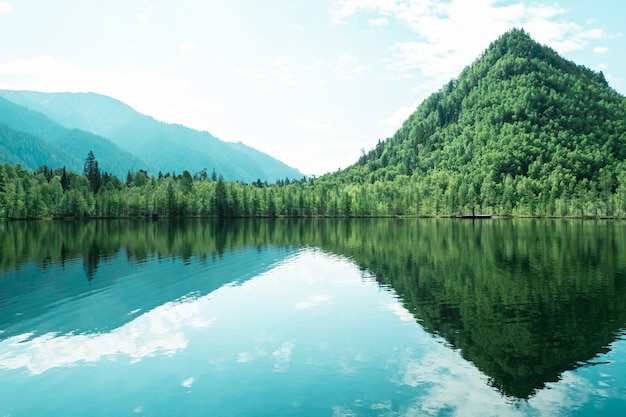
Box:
1;219;625;416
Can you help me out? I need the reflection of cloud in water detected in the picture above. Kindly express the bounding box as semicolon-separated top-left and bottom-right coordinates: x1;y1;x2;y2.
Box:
394;341;620;417
0;298;215;375
398;348;520;417
295;294;331;310
529;372;609;416
384;300;414;322
272;341;295;373
182;377;195;388
236;352;255;363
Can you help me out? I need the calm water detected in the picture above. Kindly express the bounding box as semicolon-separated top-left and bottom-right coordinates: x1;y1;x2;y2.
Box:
1;219;625;416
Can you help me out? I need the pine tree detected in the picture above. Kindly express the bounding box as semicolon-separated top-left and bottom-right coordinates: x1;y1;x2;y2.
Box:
83;151;101;193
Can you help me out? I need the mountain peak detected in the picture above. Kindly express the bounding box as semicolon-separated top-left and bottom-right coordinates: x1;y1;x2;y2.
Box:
339;29;626;206
487;28;539;58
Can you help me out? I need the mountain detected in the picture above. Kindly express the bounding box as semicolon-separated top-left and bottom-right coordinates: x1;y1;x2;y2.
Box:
0;96;148;177
334;29;626;214
0;122;79;171
0;90;302;183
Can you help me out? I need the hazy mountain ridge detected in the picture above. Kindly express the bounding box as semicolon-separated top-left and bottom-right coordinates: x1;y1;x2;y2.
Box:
0;96;146;177
0;90;302;182
0;122;79;171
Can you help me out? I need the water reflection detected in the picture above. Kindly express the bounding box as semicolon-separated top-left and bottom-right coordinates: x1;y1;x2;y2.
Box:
0;294;211;375
1;218;626;409
320;219;626;399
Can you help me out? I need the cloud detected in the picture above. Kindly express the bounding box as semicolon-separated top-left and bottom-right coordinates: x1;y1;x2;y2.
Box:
368;17;388;26
0;3;11;13
180;39;199;54
271;56;296;85
380;104;416;128
0;56;190;98
294;116;333;134
594;46;609;54
332;0;609;90
0;55;224;133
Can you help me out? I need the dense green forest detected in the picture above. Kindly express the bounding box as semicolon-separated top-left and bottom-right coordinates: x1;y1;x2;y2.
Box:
1;29;626;219
1;153;625;219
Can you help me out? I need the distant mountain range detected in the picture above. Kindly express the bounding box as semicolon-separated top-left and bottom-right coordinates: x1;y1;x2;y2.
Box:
0;90;302;182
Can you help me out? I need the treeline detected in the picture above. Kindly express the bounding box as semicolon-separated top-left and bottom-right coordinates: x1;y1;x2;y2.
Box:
2;157;626;219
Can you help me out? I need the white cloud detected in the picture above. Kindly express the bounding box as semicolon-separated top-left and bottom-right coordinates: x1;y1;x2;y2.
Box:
0;2;12;13
333;0;608;90
271;56;296;85
0;56;223;133
294;116;332;134
331;0;398;25
368;17;388;26
180;39;199;54
380;104;415;128
0;56;189;99
594;46;609;54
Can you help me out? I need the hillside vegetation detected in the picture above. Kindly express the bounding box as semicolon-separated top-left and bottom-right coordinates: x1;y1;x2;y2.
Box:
1;29;626;219
331;28;626;216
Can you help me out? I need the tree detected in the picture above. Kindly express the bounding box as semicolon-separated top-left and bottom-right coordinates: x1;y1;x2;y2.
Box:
83;151;101;193
214;175;228;218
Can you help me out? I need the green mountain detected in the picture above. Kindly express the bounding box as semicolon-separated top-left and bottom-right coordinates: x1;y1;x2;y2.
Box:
0;90;302;183
334;29;626;216
0;122;79;171
0;97;147;177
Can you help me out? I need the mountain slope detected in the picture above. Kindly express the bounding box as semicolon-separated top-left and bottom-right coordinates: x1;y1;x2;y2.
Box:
337;29;626;213
0;90;302;182
0;122;80;171
0;97;148;177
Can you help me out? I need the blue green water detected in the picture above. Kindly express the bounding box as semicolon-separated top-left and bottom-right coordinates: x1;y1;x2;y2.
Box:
1;219;625;416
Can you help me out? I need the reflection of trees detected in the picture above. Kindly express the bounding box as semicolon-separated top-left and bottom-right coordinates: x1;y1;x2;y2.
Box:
83;242;100;281
0;219;300;279
1;218;625;399
313;219;626;399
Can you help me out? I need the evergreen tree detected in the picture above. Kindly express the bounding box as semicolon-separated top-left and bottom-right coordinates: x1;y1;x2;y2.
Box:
83;151;101;193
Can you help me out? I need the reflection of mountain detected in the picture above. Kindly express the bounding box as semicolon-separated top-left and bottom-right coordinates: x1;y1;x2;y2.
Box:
313;219;626;399
0;220;297;340
2;219;626;400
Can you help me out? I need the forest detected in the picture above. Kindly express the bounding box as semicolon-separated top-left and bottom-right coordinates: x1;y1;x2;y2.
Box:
1;29;626;219
1;152;625;219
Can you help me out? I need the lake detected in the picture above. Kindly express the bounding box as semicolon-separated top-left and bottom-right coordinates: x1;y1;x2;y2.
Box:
1;219;625;416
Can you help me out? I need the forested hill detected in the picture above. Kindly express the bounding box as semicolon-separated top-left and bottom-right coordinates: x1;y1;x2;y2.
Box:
0;90;302;183
331;28;626;216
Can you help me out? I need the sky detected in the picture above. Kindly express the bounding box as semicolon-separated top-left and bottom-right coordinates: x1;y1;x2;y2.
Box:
0;0;624;176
